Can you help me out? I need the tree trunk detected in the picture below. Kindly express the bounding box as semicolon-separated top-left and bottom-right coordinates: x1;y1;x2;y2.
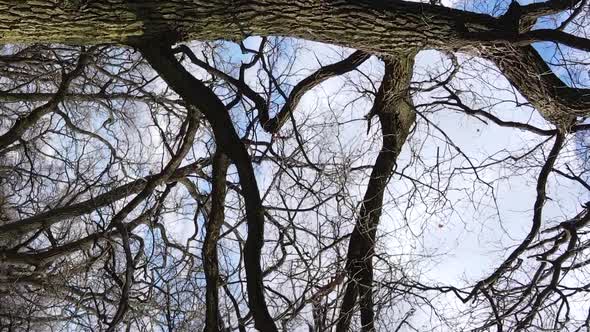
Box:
2;1;588;123
0;1;492;49
203;151;230;332
337;54;416;331
139;44;278;332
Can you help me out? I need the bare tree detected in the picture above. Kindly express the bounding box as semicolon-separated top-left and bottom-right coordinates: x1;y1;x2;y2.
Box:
1;0;590;331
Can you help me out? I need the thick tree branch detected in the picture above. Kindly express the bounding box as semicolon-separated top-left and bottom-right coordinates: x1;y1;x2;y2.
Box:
519;0;583;21
481;44;589;127
337;54;416;332
175;44;370;133
139;43;278;332
2;1;589;123
203;150;230;332
0;1;496;48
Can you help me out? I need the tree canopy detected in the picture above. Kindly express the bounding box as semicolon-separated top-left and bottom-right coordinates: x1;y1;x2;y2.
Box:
1;0;590;331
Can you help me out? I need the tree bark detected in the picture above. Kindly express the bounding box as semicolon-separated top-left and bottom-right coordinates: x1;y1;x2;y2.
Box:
203;150;230;332
482;44;582;127
337;54;416;331
0;1;492;48
139;43;278;332
2;1;588;124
